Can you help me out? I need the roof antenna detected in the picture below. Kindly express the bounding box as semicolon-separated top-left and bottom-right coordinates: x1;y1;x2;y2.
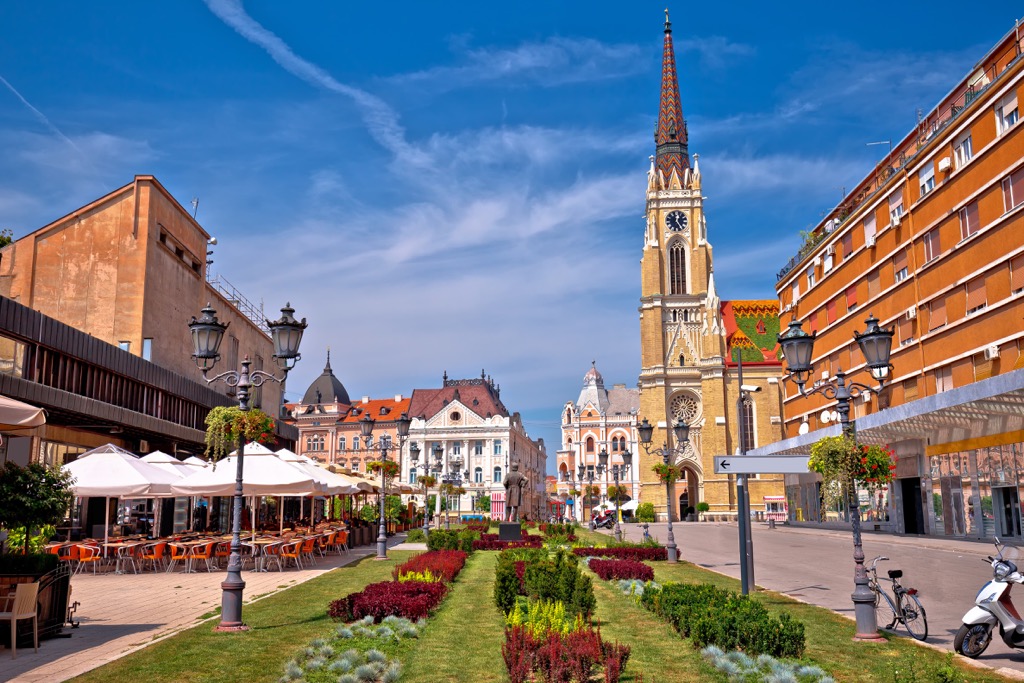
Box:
190;197;200;219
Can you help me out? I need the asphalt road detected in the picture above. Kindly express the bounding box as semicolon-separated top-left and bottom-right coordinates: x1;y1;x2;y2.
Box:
606;521;1024;679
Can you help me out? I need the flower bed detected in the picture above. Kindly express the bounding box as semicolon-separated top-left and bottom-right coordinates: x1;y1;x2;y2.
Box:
392;550;467;584
572;546;667;561
473;537;544;550
281;615;417;683
329;580;448;622
588;558;655;581
503;624;631;683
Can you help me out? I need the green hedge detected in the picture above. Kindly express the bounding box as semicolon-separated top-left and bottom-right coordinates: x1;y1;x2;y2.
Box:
0;553;59;575
640;582;805;658
425;528;478;553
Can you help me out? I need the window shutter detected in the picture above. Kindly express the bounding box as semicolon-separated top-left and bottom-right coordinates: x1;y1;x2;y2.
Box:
893;249;908;273
864;214;877;242
898;317;913;345
1011;253;1024;292
826;300;837;324
867;270;880;297
1013;169;1024;210
929;296;946;330
903;377;918;402
842;233;854;259
845;285;857;309
966;277;986;311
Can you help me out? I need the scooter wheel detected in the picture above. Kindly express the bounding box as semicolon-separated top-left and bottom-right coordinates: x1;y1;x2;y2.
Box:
953;622;992;658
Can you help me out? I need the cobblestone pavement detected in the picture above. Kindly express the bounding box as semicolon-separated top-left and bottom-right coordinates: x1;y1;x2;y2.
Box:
606;521;1024;680
0;537;405;683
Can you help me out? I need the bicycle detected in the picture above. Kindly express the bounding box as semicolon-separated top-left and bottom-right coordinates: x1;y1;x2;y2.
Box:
868;556;928;641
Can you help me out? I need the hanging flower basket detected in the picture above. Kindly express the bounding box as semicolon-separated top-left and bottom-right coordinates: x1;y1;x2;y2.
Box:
368;460;401;479
204;406;276;463
652;462;682;484
808;435;897;509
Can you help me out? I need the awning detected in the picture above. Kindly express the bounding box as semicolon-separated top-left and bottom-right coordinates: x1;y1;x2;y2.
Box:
0;393;45;431
64;444;179;497
750;367;1024;456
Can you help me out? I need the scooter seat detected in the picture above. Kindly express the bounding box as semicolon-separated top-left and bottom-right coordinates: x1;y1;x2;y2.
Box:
887;569;903;579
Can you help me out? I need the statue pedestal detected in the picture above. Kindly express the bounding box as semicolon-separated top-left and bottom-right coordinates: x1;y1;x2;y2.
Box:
498;522;523;541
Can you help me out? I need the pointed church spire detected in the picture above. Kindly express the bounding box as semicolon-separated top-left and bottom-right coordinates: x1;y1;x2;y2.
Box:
655;9;689;180
324;346;332;372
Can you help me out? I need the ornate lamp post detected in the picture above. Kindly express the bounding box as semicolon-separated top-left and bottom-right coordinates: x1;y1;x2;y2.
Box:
358;411;412;560
599;448;632;543
430;444;444;527
637;416;689;564
777;314;894;641
577;461;606;527
409;442;432;536
188;302;306;631
440;458;466;530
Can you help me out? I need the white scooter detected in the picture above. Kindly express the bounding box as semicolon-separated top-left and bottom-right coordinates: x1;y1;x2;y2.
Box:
954;538;1024;658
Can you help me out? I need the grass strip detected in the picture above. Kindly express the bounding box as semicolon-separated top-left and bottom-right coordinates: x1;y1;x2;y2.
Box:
72;551;417;683
398;551;507;682
653;561;1012;682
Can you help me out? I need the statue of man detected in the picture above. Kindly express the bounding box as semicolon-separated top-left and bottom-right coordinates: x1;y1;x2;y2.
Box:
502;462;528;522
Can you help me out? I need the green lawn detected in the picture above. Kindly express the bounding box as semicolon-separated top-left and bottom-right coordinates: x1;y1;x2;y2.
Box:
73;551;416;683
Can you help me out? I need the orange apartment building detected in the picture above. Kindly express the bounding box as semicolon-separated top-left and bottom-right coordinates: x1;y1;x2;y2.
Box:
755;21;1024;539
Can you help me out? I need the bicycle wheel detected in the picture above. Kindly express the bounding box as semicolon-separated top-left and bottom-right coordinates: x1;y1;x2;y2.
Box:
902;593;928;641
875;590;898;630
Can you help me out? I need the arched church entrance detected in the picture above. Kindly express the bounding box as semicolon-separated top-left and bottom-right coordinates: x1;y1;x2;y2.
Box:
677;466;700;520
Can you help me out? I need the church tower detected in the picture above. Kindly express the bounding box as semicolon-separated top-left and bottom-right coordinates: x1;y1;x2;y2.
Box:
637;10;731;520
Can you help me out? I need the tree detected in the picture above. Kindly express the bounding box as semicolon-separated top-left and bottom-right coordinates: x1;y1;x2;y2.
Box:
0;229;12;249
476;495;491;512
384;495;404;522
0;462;75;554
635;502;656;523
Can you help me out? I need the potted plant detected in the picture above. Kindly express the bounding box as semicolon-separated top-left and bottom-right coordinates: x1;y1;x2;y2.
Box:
652;462;681;483
685;506;696;522
696;501;710;521
809;436;896;512
204;406;276;463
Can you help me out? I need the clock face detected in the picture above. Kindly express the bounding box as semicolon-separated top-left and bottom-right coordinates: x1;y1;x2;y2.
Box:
666;211;688;232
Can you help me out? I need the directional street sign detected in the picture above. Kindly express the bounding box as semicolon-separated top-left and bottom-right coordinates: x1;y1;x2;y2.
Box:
713;455;810;475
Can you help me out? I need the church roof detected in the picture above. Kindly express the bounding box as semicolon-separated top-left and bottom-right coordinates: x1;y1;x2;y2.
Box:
655;10;689;180
300;351;351;405
721;300;783;366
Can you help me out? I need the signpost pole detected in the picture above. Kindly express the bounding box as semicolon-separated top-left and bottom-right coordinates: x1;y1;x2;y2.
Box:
736;358;753;594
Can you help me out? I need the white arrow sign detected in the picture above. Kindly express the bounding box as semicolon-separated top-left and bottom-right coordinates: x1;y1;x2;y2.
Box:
713;455;810;474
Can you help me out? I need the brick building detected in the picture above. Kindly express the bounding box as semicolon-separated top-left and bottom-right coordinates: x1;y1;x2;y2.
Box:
757;20;1024;538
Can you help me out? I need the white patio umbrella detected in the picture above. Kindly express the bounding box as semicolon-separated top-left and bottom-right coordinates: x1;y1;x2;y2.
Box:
171;442;315;497
140;451;193;478
183;456;209;468
0;394;45;432
619;499;640;512
63;444;181;548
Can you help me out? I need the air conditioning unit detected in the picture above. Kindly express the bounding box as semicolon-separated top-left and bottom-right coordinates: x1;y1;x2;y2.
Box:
891;210;903;226
866;234;877;247
938;157;952;172
813;255;822;266
984;345;1000;361
824;244;835;256
905;307;917;320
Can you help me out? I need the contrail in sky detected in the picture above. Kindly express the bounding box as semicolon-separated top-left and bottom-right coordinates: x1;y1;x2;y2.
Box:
0;74;81;153
203;0;427;167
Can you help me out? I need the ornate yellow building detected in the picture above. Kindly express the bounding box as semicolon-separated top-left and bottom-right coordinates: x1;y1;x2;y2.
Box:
636;13;786;521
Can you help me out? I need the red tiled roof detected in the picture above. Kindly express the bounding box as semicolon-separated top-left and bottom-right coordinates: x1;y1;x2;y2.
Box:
408;382;508;421
339;396;412;425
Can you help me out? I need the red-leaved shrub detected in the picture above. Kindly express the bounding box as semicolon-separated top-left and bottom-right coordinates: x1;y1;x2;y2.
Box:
392;550;467;583
572;546;667;561
589;559;655;581
502;624;629;683
329;580;447;622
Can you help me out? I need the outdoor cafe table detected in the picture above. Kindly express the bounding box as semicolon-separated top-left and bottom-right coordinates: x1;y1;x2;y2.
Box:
243;538;283;572
102;541;145;574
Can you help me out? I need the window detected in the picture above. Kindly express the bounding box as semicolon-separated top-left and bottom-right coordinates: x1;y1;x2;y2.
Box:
739;397;755;453
929;296;947;331
351;461;359;472
935;366;953;393
863;214;877;244
808;312;819;334
669;241;686;295
119;341;131;352
494;440;502;455
867;269;880;298
474;467;483;483
923;229;941;262
494;466;502;482
966;277;987;315
960;200;980;239
585;437;595;453
919;163;935;197
806;266;816;289
893;250;909;283
1012;254;1024;294
996;91;1019;134
823;250;834;273
409;467;417;484
825;299;837;324
845;286;857;312
380;434;392;450
0;336;25;378
791;281;800;302
474;440;483;456
610;437;619;452
953;131;973;168
142;338;153;361
339;436;346;451
898;317;915;346
1003;167;1024;212
841;232;854;259
353;437;360;451
888;190;904;224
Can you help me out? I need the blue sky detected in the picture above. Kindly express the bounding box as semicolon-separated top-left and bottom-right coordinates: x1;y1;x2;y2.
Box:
0;2;1017;469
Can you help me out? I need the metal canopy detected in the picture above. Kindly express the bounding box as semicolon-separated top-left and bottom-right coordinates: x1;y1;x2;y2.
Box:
750;368;1024;456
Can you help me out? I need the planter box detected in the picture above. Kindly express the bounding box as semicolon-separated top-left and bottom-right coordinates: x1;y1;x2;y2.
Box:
0;563;72;647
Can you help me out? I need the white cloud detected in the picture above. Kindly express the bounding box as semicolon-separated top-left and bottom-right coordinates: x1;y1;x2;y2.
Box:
390;37;647;91
702;153;864;199
677;36;755;69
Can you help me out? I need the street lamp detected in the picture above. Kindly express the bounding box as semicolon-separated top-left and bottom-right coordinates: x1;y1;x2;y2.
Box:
577;460;606;527
777;313;894;641
599;448;632;543
359;411;412;560
440;459;466;530
409;442;431;536
430;444;444;527
188;302;306;631
637;416;689;564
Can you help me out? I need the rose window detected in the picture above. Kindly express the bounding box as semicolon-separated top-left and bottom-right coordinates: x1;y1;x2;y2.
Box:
670;394;698;424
